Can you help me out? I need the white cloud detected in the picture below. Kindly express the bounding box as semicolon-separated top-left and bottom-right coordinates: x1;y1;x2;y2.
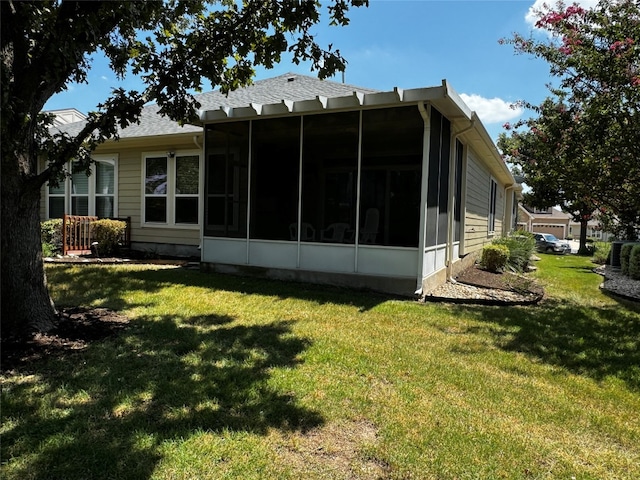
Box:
459;93;523;124
101;75;109;81
525;0;599;29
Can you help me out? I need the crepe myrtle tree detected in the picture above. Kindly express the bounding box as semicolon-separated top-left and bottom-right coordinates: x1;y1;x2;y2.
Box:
1;0;368;337
498;98;602;254
499;0;640;243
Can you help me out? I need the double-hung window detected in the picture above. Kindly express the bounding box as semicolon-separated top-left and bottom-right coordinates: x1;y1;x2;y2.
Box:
46;155;117;218
143;151;201;227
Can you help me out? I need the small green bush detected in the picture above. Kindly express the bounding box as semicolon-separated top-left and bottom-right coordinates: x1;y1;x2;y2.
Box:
629;245;640;280
42;242;55;257
492;232;536;272
620;243;635;275
41;218;63;256
481;244;510;273
90;219;126;256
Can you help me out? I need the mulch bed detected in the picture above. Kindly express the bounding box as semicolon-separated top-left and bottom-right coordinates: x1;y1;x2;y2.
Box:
1;307;129;373
455;265;545;296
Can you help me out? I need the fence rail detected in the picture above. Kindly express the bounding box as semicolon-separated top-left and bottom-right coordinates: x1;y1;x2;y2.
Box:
62;215;131;256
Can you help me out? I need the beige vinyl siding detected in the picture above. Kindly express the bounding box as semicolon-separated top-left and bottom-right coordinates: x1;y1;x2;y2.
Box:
38;135;202;249
116;149;141;227
462;149;503;254
112;141;201;247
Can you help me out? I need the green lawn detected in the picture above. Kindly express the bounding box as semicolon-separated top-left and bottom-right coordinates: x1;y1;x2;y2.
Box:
2;255;639;479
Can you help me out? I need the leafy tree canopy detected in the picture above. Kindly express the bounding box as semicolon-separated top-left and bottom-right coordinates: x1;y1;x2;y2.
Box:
0;0;367;336
498;0;640;241
2;0;367;187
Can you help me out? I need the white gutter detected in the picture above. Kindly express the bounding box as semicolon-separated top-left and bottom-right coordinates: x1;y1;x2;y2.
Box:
504;184;516;236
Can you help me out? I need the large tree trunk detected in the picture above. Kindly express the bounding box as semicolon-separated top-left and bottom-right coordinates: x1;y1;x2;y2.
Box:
578;217;590;255
1;171;57;339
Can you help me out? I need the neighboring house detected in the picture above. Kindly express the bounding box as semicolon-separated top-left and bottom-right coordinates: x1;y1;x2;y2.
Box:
47;108;87;127
42;73;521;295
518;204;613;241
568;216;614;241
517;205;571;239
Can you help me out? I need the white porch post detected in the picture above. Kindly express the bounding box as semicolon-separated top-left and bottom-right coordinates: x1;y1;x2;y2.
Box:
246;120;253;264
296;116;304;268
417;101;431;293
354;109;364;272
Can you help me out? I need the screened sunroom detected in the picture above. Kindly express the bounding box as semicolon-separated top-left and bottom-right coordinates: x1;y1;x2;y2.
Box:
199;81;510;295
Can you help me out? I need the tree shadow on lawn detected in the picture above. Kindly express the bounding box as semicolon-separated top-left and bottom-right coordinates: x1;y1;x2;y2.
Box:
46;264;390;313
1;314;322;479
450;298;640;392
556;264;601;273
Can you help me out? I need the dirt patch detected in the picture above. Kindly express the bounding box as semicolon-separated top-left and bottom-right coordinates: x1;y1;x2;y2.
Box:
1;307;129;373
277;419;391;479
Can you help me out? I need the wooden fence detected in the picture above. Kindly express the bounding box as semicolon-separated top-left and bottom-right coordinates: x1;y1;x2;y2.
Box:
62;215;131;256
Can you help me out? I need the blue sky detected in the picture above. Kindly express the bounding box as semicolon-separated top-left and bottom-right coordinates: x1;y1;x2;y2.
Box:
43;0;594;142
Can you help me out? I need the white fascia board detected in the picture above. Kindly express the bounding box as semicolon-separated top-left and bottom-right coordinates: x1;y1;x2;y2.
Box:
439;80;515;186
442;79;473;120
229;105;260;118
292;97;326;113
261;101;291;116
401;85;447;103
362;88;403;106
325;91;365;109
199;108;229;122
471;112;514;184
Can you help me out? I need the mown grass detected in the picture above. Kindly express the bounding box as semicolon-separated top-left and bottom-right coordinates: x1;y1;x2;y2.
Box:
2;255;639;479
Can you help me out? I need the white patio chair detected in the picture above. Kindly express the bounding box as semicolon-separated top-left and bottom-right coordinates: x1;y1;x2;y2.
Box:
320;222;351;243
289;222;316;241
359;208;379;244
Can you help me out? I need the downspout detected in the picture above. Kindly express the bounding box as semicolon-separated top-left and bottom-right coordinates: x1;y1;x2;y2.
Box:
416;101;431;296
504;184;515;236
446;117;475;281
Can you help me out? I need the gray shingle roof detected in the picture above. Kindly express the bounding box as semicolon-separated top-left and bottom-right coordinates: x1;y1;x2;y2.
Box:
51;73;379;140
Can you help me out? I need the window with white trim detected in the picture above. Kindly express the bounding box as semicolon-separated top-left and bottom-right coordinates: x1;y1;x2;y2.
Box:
488;178;497;233
143;151;201;226
175;155;200;224
46;156;117;218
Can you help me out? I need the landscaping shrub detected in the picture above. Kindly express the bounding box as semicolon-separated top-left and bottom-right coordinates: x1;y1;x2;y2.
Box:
90;219;127;256
591;241;611;265
481;244;510;273
492;232;536;272
629;245;640;280
41;218;63;256
620;243;635;275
